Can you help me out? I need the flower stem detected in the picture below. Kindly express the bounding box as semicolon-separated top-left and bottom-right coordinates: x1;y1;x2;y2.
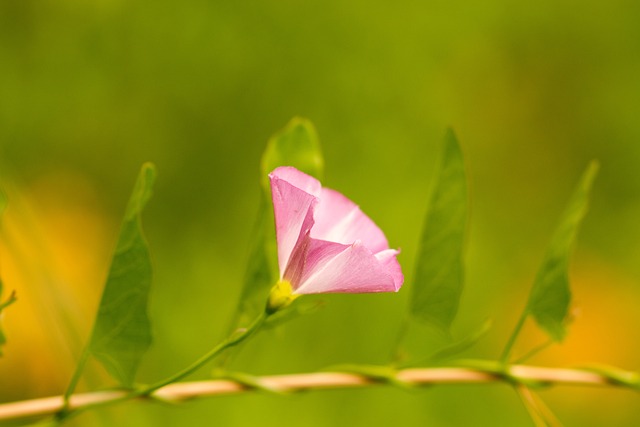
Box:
514;338;554;364
139;311;267;395
53;311;268;423
63;345;91;405
500;309;528;365
3;363;639;424
389;316;410;365
514;384;563;427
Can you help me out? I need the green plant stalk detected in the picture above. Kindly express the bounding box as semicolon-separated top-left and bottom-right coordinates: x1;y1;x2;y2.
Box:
55;311;267;422
514;339;555;364
514;384;562;427
63;346;92;405
55;311;268;420
501;309;529;364
2;362;638;424
140;311;267;394
389;315;411;365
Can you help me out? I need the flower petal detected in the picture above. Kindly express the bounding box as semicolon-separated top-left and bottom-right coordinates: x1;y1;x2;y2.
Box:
269;166;404;295
269;167;321;276
294;240;400;294
270;166;321;197
283;233;349;290
311;188;389;254
375;249;404;291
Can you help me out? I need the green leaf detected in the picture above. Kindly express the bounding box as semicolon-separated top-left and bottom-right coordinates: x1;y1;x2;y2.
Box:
527;161;599;341
410;129;468;332
88;163;156;386
0;283;17;357
1;189;16;357
231;118;324;329
260;117;324;191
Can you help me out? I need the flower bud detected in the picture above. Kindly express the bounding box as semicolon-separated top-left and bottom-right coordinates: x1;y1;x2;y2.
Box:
266;280;299;314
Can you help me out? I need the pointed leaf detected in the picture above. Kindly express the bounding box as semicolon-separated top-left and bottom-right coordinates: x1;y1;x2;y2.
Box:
527;162;598;341
88;163;156;386
232;118;324;328
410;129;468;332
260;117;324;191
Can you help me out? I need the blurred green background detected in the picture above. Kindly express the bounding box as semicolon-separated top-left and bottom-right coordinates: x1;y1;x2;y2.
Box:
2;0;640;425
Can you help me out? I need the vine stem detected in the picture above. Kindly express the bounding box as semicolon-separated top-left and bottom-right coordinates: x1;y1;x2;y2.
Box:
63;345;91;404
55;311;267;422
514;384;562;427
501;309;528;364
1;364;638;423
140;311;267;395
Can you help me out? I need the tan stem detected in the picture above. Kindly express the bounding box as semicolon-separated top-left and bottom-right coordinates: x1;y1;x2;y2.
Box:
0;365;636;423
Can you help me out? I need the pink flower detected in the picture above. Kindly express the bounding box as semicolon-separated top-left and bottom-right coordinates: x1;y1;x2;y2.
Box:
269;166;403;295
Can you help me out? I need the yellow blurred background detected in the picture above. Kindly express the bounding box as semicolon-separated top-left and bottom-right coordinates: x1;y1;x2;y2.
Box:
1;0;640;425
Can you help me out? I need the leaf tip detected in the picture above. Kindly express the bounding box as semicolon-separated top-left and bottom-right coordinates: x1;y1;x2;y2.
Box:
127;163;157;218
260;117;324;187
140;162;158;186
583;160;600;187
287;116;315;130
444;126;457;140
409;128;468;332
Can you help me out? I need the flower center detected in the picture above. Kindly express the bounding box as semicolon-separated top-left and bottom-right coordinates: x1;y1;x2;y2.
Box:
266;280;299;314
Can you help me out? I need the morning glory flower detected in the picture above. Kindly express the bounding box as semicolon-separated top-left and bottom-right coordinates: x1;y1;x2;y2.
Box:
268;166;403;302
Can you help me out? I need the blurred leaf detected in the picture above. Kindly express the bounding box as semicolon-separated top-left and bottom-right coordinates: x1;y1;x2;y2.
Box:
0;284;14;311
0;283;17;357
1;190;17;357
410;129;468;332
527;162;599;341
231;118;324;329
260;117;324;190
88;163;156;386
0;189;6;214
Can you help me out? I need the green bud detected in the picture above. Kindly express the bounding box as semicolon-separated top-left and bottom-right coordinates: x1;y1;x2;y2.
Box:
266;280;299;314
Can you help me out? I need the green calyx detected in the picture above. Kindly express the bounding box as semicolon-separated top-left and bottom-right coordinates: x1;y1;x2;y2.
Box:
266;280;299;314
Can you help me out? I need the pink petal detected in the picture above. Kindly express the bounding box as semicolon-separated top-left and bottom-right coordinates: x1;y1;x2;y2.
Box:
311;188;389;254
294;240;400;294
269;167;321;276
269;166;404;295
270;166;321;197
375;249;404;291
283;234;349;291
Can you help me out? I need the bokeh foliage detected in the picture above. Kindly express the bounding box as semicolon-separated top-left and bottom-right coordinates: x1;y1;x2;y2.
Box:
2;0;640;426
